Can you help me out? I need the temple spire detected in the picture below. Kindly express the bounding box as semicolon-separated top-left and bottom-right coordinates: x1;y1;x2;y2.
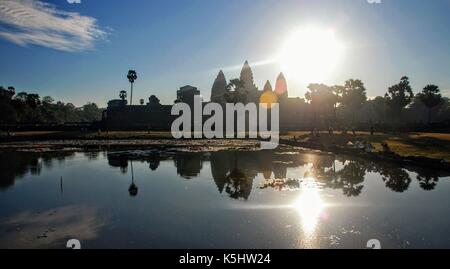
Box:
211;70;227;103
263;80;273;92
240;60;256;90
275;72;288;98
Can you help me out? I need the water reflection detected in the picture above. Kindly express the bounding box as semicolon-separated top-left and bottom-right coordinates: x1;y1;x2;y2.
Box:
0;205;106;249
129;161;138;197
1;149;450;249
1;150;449;199
0;151;75;190
293;179;326;234
416;168;440;191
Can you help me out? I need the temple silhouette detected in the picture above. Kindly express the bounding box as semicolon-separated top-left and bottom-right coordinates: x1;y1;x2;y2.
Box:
102;61;307;130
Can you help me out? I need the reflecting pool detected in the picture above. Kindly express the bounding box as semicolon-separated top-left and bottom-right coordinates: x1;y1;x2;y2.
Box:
0;149;449;249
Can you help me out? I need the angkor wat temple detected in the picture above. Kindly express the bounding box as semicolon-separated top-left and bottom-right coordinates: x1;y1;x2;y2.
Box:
102;61;308;130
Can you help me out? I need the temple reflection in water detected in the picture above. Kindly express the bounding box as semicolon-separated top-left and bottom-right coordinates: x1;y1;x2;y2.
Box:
1;149;445;200
1;149;450;249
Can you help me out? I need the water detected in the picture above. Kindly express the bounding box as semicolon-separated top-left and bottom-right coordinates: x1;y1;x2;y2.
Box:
0;149;449;249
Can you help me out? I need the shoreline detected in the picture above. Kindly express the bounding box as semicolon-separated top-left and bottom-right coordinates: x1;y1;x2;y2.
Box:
1;136;450;172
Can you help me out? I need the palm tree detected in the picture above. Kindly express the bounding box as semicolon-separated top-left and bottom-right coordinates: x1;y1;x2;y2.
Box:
128;160;138;197
127;70;138;105
119;90;127;101
418;84;442;124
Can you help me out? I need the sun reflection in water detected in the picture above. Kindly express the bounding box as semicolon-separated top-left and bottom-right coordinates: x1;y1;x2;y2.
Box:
292;178;327;248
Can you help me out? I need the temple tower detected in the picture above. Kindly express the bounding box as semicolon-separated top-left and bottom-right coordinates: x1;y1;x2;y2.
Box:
240;61;259;103
263;80;273;92
275;72;288;100
211;70;227;103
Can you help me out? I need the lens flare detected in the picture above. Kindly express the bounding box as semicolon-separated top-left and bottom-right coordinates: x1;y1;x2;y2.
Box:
259;91;278;108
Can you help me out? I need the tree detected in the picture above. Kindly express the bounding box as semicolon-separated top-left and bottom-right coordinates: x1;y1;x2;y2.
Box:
82;103;102;122
127;70;138;105
0;86;17;123
148;95;160;106
225;79;247;104
385;76;414;122
370;96;388;123
338;161;366;197
119;90;127;101
331;85;344;122
42;96;54;105
418;84;442;124
0;86;104;124
15;92;28;102
7;87;16;97
0;86;13;101
26;94;41;109
341;79;367;125
306;83;334;128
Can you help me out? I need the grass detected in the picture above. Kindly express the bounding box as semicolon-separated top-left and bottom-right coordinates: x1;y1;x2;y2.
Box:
284;131;450;161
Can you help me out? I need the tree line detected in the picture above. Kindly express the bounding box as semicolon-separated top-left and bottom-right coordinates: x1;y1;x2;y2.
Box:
2;75;449;129
304;76;450;130
0;86;103;125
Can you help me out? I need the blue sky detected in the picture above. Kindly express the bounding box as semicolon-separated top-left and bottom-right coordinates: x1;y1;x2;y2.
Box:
0;0;449;107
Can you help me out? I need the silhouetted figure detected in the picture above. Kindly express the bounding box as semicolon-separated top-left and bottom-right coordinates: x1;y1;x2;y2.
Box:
381;143;391;153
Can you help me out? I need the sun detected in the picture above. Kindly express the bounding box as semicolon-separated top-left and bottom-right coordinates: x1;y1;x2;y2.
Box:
278;26;344;84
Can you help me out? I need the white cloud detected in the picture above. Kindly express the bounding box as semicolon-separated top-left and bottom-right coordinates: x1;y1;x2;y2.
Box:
67;0;81;4
0;0;107;52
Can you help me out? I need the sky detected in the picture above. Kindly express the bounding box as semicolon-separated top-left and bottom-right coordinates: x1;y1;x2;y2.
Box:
0;0;450;107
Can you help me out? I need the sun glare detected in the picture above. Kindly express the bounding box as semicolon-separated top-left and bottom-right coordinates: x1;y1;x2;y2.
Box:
278;26;344;83
294;187;325;234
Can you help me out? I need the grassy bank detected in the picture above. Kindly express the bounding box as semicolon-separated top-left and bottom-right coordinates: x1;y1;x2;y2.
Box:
283;132;450;162
1;130;450;162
